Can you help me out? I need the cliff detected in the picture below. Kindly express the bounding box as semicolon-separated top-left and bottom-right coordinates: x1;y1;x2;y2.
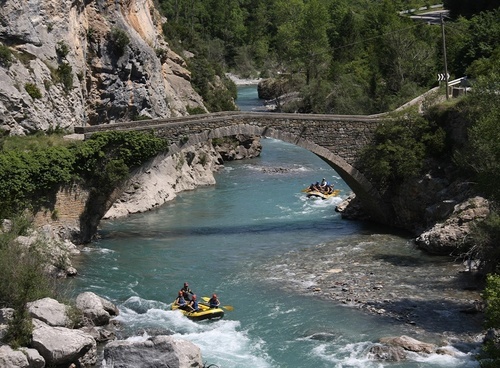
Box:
0;0;205;135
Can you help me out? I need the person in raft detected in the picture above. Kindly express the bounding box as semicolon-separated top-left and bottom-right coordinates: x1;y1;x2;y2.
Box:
180;282;193;301
188;294;199;312
208;294;220;308
174;291;188;310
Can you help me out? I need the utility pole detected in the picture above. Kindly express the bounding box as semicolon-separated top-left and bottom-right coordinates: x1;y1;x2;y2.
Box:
440;13;449;100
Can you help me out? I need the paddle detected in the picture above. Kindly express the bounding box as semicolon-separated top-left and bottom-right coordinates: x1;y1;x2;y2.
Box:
202;297;234;311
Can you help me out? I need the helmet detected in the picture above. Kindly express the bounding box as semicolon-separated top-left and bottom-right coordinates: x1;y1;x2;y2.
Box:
212;294;217;298
192;295;197;300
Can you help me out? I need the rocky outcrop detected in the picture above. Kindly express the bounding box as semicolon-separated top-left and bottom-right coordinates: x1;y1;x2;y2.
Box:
415;196;490;255
0;0;205;135
103;335;203;368
104;141;223;218
213;134;262;161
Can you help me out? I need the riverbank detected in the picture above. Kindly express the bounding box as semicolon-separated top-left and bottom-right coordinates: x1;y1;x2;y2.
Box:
262;231;484;346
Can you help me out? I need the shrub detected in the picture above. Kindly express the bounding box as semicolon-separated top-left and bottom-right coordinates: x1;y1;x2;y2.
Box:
0;43;13;67
360;113;446;187
24;83;42;99
56;63;74;92
110;28;130;57
186;106;206;115
0;218;56;347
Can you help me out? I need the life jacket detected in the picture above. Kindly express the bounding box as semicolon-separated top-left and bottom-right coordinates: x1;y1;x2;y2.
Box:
176;296;186;306
209;298;219;308
191;300;199;311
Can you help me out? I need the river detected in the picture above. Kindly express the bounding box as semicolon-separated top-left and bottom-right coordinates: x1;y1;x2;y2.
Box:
69;86;482;368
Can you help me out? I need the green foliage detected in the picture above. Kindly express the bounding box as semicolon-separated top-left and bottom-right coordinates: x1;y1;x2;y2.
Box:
455;73;500;201
73;131;168;191
0;218;56;347
110;27;130;57
56;63;74;92
0;147;75;217
360;113;446;187
0;43;13;67
468;211;500;274
484;273;500;328
24;83;42;99
186;106;206;115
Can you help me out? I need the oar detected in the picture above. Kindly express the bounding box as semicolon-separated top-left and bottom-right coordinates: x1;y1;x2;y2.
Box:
202;297;234;311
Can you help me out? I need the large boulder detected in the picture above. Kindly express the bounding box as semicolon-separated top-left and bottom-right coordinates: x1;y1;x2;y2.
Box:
31;319;96;366
369;335;436;362
103;335;203;368
415;196;490;255
27;297;69;327
76;292;119;326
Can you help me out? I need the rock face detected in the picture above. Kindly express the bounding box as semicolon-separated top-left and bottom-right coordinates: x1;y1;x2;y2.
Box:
0;0;205;135
104;141;223;218
103;335;203;368
415;196;490;255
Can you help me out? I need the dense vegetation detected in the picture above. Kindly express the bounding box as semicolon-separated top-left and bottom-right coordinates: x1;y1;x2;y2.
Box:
158;0;499;114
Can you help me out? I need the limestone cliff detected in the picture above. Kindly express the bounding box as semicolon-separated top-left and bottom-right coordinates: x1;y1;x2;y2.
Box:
0;0;205;135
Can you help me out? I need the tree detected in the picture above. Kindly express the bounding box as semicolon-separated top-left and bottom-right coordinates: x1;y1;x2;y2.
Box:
297;0;331;85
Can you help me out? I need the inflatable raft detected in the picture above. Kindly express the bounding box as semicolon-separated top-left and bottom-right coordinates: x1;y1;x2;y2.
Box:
171;302;224;321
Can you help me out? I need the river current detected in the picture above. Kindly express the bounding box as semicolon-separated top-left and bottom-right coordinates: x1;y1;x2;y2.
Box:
69;86;481;367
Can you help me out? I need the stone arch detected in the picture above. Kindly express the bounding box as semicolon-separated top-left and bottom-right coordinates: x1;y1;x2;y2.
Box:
166;123;392;224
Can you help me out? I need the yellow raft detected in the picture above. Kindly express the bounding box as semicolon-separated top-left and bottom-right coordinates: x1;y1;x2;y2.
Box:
302;187;340;199
171;302;224;321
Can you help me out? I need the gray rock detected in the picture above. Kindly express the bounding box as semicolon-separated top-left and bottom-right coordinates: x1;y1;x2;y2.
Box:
75;292;118;326
0;345;30;368
379;335;436;354
27;297;69;327
416;196;490;255
18;348;45;368
31;319;96;366
103;335;203;368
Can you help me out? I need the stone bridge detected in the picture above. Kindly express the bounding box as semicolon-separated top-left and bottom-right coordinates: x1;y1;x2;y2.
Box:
74;111;391;224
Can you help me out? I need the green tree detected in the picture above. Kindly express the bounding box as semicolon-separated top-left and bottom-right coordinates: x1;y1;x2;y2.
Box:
297;0;331;85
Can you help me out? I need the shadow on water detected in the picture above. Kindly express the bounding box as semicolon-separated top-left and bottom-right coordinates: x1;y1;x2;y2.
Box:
98;217;375;240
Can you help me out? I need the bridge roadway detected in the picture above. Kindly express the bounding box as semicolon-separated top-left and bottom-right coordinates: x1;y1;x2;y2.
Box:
74;111;392;224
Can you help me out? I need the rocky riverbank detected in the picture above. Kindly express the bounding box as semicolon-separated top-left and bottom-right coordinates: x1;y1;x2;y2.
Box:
261;230;484;347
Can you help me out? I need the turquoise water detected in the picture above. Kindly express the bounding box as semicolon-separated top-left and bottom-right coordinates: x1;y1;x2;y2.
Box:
70;87;479;368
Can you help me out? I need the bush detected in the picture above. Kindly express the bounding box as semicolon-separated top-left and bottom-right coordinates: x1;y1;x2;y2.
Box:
56;63;74;92
24;83;42;99
360;113;446;187
0;43;13;67
0;218;56;347
110;28;130;57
